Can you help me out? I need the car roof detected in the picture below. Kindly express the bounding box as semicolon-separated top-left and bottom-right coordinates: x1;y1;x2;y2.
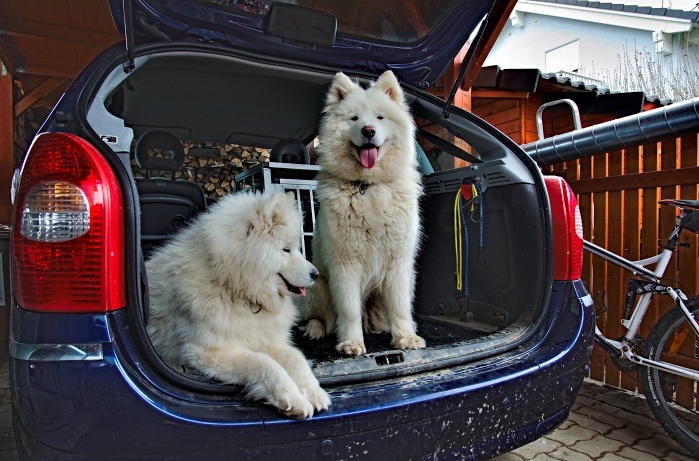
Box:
109;0;511;87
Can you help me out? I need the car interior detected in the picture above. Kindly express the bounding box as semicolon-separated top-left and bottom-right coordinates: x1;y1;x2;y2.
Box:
87;49;549;385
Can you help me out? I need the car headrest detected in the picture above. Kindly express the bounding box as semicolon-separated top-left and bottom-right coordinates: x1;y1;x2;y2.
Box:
135;130;185;172
270;139;310;164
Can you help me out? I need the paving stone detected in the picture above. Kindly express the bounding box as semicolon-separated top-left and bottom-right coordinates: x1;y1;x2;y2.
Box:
548;446;595;461
572;393;597;409
489;452;524;461
574;404;627;429
610;407;664;430
566;410;615;433
597;453;635;461
529;454;566;461
546;423;598;446
616;445;666;461
604;425;650;446
509;437;563;458
664;450;697;461
570;434;626;458
556;419;575;431
633;432;688;458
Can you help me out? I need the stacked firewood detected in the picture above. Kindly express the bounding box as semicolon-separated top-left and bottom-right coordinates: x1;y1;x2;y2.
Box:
130;142;270;201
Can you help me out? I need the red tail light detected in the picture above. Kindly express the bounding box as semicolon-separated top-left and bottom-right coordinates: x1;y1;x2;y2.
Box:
12;132;126;313
544;175;583;281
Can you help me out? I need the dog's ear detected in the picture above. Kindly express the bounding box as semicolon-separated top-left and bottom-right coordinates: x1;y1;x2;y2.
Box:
246;193;291;237
326;72;356;106
374;71;404;104
245;209;277;237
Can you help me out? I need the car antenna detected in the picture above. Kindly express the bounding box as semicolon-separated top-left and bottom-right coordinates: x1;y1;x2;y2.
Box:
442;16;489;119
123;0;136;73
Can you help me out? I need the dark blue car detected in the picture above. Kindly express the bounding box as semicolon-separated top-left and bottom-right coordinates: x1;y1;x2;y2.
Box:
9;1;594;459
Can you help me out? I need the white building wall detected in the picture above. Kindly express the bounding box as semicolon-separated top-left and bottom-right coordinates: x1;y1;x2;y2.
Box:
484;12;656;78
483;4;698;100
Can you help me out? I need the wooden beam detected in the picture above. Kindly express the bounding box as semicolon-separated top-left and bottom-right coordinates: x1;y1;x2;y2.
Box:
14;77;66;115
569;166;699;194
0;61;14;224
16;60;81;79
472;90;530;99
0;16;120;49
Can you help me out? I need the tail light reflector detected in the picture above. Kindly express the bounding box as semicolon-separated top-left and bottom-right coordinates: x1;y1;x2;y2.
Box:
12;132;126;313
544;175;583;281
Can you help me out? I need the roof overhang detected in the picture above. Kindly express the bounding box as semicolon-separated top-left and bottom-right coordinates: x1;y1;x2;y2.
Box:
513;0;696;33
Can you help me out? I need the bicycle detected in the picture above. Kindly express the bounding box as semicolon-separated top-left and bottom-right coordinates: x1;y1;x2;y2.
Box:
585;198;699;457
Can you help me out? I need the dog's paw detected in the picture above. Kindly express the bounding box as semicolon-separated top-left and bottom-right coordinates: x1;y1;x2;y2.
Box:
336;339;366;356
276;391;315;420
391;334;426;350
303;384;331;413
302;319;327;340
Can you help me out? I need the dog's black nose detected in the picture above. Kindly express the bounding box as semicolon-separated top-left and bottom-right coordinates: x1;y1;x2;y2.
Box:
361;125;376;139
310;269;319;281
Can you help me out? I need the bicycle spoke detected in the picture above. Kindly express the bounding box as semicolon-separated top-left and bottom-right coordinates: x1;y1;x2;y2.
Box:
642;303;699;457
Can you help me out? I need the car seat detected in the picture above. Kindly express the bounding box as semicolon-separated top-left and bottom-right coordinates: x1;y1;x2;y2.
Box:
270;138;310;164
134;130;207;256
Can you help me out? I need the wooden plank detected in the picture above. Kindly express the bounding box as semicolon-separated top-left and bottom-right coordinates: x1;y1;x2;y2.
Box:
591;154;613;385
658;138;694;410
16;59;83;79
621;146;640;391
472;90;530;100
641;142;660;338
482;107;520;127
677;134;698;410
659;138;679;303
568;166;699;194
446;44;471;169
604;150;624;387
579;156;605;380
678;134;698;298
0;16;120;49
519;101;526;146
0;61;13;224
490;120;521;140
472;98;519;117
13;77;65;115
0;0;72;24
68;0;122;33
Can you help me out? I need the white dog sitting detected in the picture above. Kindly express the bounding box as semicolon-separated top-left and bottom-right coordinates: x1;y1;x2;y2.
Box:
300;71;426;356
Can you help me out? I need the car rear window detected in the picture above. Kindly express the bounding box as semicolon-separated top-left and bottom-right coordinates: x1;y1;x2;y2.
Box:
196;0;461;43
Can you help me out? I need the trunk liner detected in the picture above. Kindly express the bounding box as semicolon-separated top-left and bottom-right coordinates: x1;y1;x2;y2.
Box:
173;314;500;387
293;314;493;363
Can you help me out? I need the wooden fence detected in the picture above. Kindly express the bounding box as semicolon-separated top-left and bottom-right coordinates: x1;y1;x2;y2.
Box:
542;132;699;392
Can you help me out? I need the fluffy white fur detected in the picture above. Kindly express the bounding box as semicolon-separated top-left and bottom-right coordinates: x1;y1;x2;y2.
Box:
300;71;426;356
146;191;330;419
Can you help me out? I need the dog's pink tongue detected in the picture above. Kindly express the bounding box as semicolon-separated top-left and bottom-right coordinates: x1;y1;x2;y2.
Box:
360;146;377;169
299;287;307;297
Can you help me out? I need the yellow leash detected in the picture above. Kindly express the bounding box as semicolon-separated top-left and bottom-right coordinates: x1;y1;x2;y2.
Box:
454;184;480;292
454;190;463;291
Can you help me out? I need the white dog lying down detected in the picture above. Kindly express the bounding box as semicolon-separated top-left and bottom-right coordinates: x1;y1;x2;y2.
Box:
146;191;330;419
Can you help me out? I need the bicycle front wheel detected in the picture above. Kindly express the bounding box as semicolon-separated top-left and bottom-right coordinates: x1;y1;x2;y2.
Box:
641;297;699;457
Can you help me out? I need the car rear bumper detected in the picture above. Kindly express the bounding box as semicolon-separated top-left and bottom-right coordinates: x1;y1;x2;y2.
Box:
11;280;594;460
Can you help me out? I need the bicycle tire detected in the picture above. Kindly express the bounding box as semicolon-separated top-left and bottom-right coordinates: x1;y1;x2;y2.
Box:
641;297;699;457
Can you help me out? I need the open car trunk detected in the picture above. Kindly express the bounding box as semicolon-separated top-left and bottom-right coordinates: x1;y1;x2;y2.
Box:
88;47;550;388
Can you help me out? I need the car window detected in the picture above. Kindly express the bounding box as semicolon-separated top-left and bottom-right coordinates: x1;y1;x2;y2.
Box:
195;0;461;43
417;118;481;172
